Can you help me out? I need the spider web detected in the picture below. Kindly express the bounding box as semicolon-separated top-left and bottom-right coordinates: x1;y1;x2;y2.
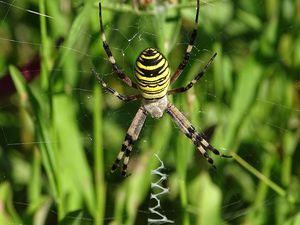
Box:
0;0;299;225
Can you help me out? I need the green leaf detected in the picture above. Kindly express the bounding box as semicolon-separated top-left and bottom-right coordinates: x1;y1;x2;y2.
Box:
59;210;83;225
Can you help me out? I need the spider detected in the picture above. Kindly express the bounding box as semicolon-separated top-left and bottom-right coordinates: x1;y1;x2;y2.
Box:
92;0;231;176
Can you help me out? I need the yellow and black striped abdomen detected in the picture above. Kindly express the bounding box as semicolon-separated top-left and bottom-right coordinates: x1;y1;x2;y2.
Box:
135;48;170;99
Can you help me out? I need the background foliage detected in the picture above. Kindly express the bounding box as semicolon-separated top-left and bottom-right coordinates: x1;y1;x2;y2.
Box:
0;0;299;224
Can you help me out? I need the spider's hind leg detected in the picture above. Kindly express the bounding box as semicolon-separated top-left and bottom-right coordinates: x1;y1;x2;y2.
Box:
111;134;134;176
111;107;148;176
199;138;232;158
166;103;231;169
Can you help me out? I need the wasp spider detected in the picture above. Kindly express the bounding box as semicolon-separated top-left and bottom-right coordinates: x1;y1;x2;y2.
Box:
93;0;231;176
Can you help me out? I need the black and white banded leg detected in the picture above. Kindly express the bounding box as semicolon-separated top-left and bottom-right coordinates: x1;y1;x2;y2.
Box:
168;53;217;95
166;103;231;169
170;0;200;84
98;3;137;89
111;107;148;176
92;69;141;102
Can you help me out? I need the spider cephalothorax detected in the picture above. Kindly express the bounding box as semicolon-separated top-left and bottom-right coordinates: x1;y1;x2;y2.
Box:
93;0;231;176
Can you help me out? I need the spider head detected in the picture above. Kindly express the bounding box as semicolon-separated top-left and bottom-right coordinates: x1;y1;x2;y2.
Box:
134;48;170;99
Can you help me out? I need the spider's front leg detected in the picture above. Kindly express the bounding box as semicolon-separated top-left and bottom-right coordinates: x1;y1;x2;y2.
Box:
111;107;148;176
168;53;217;96
98;3;137;89
170;0;200;83
166;103;231;169
92;69;141;102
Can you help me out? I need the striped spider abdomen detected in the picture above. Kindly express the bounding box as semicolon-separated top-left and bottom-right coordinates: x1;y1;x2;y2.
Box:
135;48;170;100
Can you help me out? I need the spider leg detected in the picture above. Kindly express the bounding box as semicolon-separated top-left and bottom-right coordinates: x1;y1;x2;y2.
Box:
98;3;138;89
170;0;200;84
166;103;231;169
93;69;141;102
111;107;148;176
168;53;217;95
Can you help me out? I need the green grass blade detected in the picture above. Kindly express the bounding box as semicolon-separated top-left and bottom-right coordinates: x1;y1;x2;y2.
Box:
232;152;286;197
93;83;106;225
52;95;95;216
214;57;263;149
0;182;21;224
9;65;59;199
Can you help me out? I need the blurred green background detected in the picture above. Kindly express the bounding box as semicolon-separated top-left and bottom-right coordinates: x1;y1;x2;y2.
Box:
0;0;299;224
